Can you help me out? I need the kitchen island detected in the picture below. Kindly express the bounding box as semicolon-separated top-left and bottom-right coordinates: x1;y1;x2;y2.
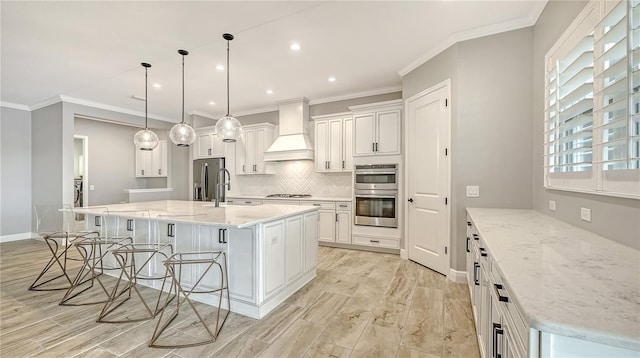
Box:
74;200;319;319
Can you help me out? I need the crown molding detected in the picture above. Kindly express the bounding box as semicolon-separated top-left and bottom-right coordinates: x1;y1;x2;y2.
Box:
59;95;176;123
0;101;30;111
309;86;402;105
398;1;547;77
29;95;63;111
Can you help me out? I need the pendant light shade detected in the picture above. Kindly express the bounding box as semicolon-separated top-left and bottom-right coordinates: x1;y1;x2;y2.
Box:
134;63;160;151
170;49;196;147
215;33;242;143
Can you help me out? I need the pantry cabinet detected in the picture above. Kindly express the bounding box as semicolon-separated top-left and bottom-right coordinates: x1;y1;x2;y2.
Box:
312;113;353;172
349;100;402;156
135;140;167;177
235;123;276;175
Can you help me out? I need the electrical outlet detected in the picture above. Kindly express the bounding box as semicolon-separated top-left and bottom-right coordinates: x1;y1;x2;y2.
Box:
549;200;556;211
271;236;278;245
89;185;95;191
466;186;480;197
580;207;591;222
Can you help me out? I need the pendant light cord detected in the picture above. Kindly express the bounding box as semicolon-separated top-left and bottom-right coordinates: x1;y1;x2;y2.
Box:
226;38;230;117
181;54;185;124
145;66;148;129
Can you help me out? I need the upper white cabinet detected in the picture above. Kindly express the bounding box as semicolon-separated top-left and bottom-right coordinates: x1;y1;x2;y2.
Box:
349;99;402;156
235;123;276;175
135;140;167;177
312;113;353;172
194;127;224;159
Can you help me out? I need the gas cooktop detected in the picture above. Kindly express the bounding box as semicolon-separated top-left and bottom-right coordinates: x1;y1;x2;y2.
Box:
265;194;313;198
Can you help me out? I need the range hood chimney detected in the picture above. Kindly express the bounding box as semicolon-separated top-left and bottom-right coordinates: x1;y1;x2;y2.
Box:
263;97;314;162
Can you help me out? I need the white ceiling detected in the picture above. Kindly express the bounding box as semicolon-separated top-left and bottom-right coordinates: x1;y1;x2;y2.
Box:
1;1;547;123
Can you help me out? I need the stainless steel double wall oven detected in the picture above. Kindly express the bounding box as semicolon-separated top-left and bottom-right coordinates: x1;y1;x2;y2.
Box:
354;164;398;228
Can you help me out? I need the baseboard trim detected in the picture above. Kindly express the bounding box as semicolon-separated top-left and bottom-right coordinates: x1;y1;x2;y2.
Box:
0;232;36;243
400;248;408;259
448;268;468;283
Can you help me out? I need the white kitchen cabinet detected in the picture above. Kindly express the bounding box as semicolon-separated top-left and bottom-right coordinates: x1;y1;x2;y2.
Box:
313;114;353;172
235;123;276;175
195;130;224;159
335;202;352;244
135;140;167;177
300;201;336;243
263;220;285;299
285;216;304;284
349;100;402;156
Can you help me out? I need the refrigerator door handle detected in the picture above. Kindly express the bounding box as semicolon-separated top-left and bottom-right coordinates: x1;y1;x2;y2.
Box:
201;163;208;201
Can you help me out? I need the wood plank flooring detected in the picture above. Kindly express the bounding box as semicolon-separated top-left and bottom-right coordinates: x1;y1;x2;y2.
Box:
0;239;479;357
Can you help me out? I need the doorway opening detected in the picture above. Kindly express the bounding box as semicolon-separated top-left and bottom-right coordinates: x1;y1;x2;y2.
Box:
74;135;89;229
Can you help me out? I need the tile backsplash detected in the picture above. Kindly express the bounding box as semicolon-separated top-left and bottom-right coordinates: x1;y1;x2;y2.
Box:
234;160;352;197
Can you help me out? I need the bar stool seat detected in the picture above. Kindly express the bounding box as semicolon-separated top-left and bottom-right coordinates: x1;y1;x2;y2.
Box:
149;251;230;348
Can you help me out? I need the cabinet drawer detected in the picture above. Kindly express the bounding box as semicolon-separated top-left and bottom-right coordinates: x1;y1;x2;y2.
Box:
227;199;263;206
263;199;300;205
352;236;399;249
494;271;529;354
335;201;352;211
300;201;336;210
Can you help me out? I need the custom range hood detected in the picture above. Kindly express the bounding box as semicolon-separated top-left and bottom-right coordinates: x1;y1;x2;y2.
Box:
263;97;314;162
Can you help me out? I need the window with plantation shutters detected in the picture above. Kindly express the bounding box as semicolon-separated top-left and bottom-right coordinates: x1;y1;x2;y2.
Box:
545;0;640;199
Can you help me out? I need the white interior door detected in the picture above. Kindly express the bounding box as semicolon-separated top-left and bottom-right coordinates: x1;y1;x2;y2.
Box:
406;81;450;276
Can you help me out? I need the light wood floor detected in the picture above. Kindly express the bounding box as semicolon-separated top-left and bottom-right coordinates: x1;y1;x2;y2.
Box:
0;239;479;357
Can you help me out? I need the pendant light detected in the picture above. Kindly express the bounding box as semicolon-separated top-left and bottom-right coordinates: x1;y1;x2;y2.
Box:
134;63;159;151
215;33;242;143
169;49;196;147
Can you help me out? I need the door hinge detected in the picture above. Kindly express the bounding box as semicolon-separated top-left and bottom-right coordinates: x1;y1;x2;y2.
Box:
445;246;448;254
445;197;448;205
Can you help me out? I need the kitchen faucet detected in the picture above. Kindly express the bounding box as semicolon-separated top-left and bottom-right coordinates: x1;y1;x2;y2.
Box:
214;168;231;207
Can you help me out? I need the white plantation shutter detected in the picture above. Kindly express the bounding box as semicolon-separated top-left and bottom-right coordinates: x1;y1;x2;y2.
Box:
545;0;640;198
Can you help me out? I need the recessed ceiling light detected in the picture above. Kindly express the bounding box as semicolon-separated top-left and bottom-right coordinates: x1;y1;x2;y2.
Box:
328;77;336;82
209;101;216;105
152;83;162;88
290;43;301;51
215;65;225;71
266;89;274;94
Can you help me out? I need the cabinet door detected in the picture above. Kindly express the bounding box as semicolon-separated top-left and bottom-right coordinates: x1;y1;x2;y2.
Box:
304;212;318;271
335;210;351;244
315;120;329;172
196;133;212;158
197;225;224;292
235;135;247;175
152;141;167;177
285;216;304;284
353;113;375;156
135;147;152;177
328;119;343;171
245;130;256;173
342;117;353;171
376;110;401;155
317;209;336;242
263;221;285;298
227;228;256;303
210;134;224;157
254;128;266;173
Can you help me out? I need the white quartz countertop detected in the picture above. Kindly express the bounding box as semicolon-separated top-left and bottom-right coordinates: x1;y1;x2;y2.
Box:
74;200;319;228
466;208;640;351
227;194;352;202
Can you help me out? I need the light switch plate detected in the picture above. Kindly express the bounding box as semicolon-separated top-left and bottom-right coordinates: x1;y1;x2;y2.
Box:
580;207;591;222
466;186;480;197
549;200;556;211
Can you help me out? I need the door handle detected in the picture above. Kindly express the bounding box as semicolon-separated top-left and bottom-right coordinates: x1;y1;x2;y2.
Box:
408;198;414;203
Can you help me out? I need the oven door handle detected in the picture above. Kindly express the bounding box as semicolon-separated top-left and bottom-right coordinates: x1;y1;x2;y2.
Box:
355;194;397;199
355;171;397;175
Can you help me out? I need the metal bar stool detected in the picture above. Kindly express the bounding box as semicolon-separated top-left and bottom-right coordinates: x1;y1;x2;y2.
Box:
59;208;132;306
97;241;174;323
149;251;230;348
29;204;98;291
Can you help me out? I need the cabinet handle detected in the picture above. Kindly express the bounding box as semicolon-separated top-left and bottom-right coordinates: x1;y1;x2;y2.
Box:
375;142;378;152
473;262;480;285
370;239;380;243
494;284;509;302
218;228;228;244
342;160;345;169
95;216;101;227
335;213;338;222
493;323;504;358
480;247;487;257
242;165;246;173
208;148;212;156
253;164;257;172
167;223;175;237
467;221;472;227
313;204;320;206
372;143;375;152
339;204;348;208
466;237;470;253
158;169;161;175
473;233;479;241
141;169;145;176
126;219;133;232
245;201;252;204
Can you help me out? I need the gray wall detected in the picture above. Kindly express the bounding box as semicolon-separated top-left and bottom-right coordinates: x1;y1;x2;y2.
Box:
532;0;640;249
1;107;32;236
402;28;535;272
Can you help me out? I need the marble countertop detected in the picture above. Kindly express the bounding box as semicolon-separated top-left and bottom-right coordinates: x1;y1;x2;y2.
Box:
227;194;352;202
466;208;640;351
73;200;318;228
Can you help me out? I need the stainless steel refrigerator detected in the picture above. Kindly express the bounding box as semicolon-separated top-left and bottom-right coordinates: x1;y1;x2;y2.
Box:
193;158;225;201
